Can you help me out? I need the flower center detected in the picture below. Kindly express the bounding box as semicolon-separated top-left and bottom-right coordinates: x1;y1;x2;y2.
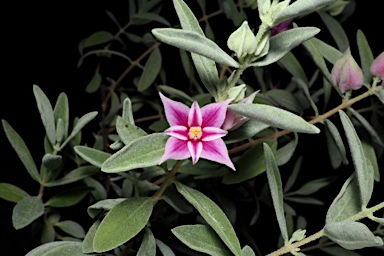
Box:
188;126;202;141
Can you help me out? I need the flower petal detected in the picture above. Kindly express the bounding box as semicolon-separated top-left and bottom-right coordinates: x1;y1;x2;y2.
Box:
159;137;190;164
200;139;235;170
187;141;202;164
159;92;189;126
164;125;188;140
201;99;231;128
221;110;237;130
202;127;228;141
188;101;202;127
240;91;258;104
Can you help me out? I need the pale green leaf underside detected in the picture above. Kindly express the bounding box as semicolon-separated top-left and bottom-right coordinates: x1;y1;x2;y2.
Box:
25;241;87;256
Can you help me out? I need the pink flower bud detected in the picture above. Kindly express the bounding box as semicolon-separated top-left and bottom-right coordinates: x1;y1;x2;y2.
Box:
370;52;384;80
331;48;364;94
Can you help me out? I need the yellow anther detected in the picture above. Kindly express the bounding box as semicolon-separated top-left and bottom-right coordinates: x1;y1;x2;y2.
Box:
189;126;202;140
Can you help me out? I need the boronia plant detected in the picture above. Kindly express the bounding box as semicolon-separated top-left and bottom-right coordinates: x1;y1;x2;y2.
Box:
2;0;383;255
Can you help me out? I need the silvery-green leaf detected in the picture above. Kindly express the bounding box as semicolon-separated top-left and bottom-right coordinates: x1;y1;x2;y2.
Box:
45;166;100;187
159;85;194;103
289;229;306;244
320;246;362;256
0;183;29;203
54;220;85;239
361;139;380;182
84;177;107;201
12;196;44;229
252;27;320;67
42;218;55;244
241;245;255;256
139;166;165;181
264;89;302;113
54;92;69;140
42;153;62;170
324;119;349;168
318;12;349;52
25;241;87;256
162;186;193;214
276;133;298;166
152;28;239;68
85;72;102;93
116;116;147;145
2;120;41;182
228;103;320;134
156;239;175;256
339;110;374;207
278;51;308;84
137;228;156;256
213;190;237;225
324;221;383;250
45;187;92;207
284;155;303;193
356;29;374;83
172;224;232;256
131;12;170;26
349;108;384;146
225;120;269;144
122;97;135;125
138;48;162;92
294;78;319;116
82;220;101;253
284;197;323;205
105;92;121;124
102;133;167;173
175;182;241;256
263;143;288;242
273;0;336;25
73;146;111;168
149;118;169;132
93;197;153;252
288;177;335;196
59;111;98;150
326;173;362;223
310;37;343;64
87;198;126;219
56;118;64;143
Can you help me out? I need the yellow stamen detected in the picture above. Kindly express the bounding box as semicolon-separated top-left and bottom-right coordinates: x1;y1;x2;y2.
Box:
189;126;202;140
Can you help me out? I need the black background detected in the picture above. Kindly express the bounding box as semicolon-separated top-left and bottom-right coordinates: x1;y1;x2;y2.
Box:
1;1;383;255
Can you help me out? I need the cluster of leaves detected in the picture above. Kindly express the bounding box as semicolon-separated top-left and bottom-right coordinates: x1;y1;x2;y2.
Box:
1;0;384;255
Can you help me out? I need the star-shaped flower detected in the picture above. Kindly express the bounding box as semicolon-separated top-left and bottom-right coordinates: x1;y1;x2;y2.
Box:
159;93;235;170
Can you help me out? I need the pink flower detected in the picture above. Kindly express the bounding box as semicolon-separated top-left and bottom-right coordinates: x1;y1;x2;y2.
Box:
271;19;293;36
370;52;384;80
331;48;364;94
159;93;235;170
221;91;258;131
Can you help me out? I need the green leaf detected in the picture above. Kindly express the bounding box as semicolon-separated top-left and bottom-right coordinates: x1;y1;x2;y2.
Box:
85;72;102;93
0;183;29;203
2;120;41;182
284;155;303;193
138;48;162;92
137;228;156;256
54;220;85;239
73;146;111;168
294;77;319;116
263;143;288;242
25;241;87;256
159;85;194;103
122;97;135;124
12;196;44;229
116;116;147;145
42;218;55;244
93;197;153;252
162;186;193;214
54;92;69;140
357;29;374;83
278;51;309;85
174;182;241;256
324;119;349;169
361;139;380;182
289;177;335;196
45;166;99;187
276;133;298;166
310;37;343;64
252;27;320;67
349;108;384;146
156;239;175;256
59;111;98;150
264;89;302;114
227;103;320;134
42;153;62;170
285;196;323;205
324;221;383;250
241;245;256;256
172;224;232;256
274;0;335;25
318;11;349;52
320;246;362;256
81;31;114;51
45;187;92;207
84;177;107;201
102;133;168;173
82;220;101;253
87;198;126;218
339;110;374;207
33;85;56;146
152;28;239;68
131;12;170;26
326;173;362;223
224;119;270;144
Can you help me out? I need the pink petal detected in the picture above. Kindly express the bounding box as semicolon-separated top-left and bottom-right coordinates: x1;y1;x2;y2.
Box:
371;52;384;80
164;125;188;140
159;137;190;164
188;102;202;127
201;99;231;128
221;110;237;130
200;139;236;170
240;91;258;104
201;127;228;141
159;92;189;126
187;141;202;164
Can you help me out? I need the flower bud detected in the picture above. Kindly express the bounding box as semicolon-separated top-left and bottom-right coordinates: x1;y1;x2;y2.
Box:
370;52;384;80
227;21;257;61
331;48;364;94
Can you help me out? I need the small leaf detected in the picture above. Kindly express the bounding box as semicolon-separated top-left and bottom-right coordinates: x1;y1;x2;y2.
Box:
162;186;193;214
264;89;302;114
310;37;342;64
152;28;239;68
122;97;135;124
131;12;170;26
12;196;44;229
82;220;101;253
278;51;309;85
0;183;29;203
93;197;153;252
73;146;111;168
263;143;288;242
289;177;335;196
25;241;87;256
138;48;162;92
324;221;383;250
284;155;303;193
85;72;102;93
356;29;374;83
45;187;92;207
224;119;270;144
2;120;41;182
81;31;114;50
318;11;349;52
87;198;126;219
41;218;55;244
116;116;147;145
54;220;85;239
227;103;320;134
294;77;319;116
156;239;175;256
172;224;232;256
137;228;156;256
284;196;323;205
324;119;349;169
102;133;168;173
276;133;298;166
159;85;194;102
85;177;107;201
33;85;56;146
54;92;69;140
175;182;241;256
45;166;99;187
241;245;256;256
